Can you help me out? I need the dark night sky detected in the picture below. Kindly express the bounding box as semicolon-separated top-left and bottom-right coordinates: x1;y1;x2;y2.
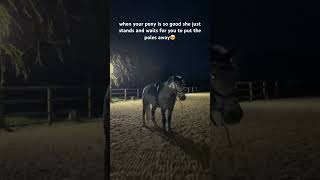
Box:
211;1;320;81
111;0;210;87
111;0;320;94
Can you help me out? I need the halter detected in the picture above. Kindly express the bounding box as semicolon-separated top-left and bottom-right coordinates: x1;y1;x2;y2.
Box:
167;77;185;95
172;82;185;94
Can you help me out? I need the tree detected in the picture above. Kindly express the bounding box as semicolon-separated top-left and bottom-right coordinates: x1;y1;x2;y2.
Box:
0;0;70;130
110;52;136;87
0;4;27;131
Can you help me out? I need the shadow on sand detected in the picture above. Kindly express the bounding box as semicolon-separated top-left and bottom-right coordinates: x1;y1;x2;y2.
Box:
144;126;210;169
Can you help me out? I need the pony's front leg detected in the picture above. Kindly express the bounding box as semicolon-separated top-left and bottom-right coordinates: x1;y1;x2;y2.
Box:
161;108;166;132
165;109;173;132
149;104;153;121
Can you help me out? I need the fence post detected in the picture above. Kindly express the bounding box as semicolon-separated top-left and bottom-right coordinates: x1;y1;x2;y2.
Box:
192;87;194;93
263;81;267;100
136;89;139;99
195;87;198;92
124;89;127;100
275;81;279;98
187;87;190;93
88;87;92;118
249;82;253;101
47;87;52;124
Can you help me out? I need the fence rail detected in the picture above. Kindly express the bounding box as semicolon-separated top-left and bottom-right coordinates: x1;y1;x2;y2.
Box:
236;80;279;101
110;86;198;100
2;86;106;124
1;81;278;126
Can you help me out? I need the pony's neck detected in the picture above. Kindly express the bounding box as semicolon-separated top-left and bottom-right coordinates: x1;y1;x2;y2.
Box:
164;81;177;95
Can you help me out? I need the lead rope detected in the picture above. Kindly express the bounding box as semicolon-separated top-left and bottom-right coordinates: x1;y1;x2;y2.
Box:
221;97;232;147
210;113;232;147
221;117;232;147
173;82;184;117
211;94;233;147
179;99;184;116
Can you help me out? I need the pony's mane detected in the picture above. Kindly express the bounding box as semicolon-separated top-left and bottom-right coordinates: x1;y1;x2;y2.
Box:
166;75;184;84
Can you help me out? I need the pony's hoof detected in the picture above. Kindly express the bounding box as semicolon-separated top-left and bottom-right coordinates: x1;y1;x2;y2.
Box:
4;128;14;132
165;129;173;135
151;120;158;127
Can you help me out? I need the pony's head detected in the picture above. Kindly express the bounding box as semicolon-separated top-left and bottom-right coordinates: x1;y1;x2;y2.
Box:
167;75;186;101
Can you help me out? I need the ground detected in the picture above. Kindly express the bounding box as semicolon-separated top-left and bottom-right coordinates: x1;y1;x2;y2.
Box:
0;120;104;180
1;94;320;180
111;93;320;180
211;97;320;180
111;93;210;180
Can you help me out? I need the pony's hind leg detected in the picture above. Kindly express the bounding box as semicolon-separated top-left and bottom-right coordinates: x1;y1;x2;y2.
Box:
151;106;157;127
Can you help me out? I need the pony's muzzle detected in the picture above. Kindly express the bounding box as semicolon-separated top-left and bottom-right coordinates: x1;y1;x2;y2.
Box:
179;94;186;101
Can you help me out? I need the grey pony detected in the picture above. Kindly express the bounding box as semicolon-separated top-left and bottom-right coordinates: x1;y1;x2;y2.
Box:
142;75;186;132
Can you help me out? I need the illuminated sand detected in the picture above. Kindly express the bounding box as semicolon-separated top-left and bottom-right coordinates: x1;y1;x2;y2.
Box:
112;94;320;180
211;98;320;180
1;95;320;180
0;121;104;180
111;93;211;180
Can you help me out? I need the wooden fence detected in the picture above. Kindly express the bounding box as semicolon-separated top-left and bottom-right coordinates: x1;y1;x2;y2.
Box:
2;82;278;126
236;81;279;101
3;86;106;124
110;86;198;100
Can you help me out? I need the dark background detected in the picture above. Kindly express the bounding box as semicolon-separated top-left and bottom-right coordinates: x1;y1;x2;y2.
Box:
4;0;108;116
111;0;211;90
6;0;320;96
111;0;320;96
211;0;320;96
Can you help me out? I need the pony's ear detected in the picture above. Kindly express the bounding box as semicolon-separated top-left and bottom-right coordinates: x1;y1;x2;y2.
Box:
173;75;178;82
174;75;184;82
168;76;175;82
174;75;178;81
